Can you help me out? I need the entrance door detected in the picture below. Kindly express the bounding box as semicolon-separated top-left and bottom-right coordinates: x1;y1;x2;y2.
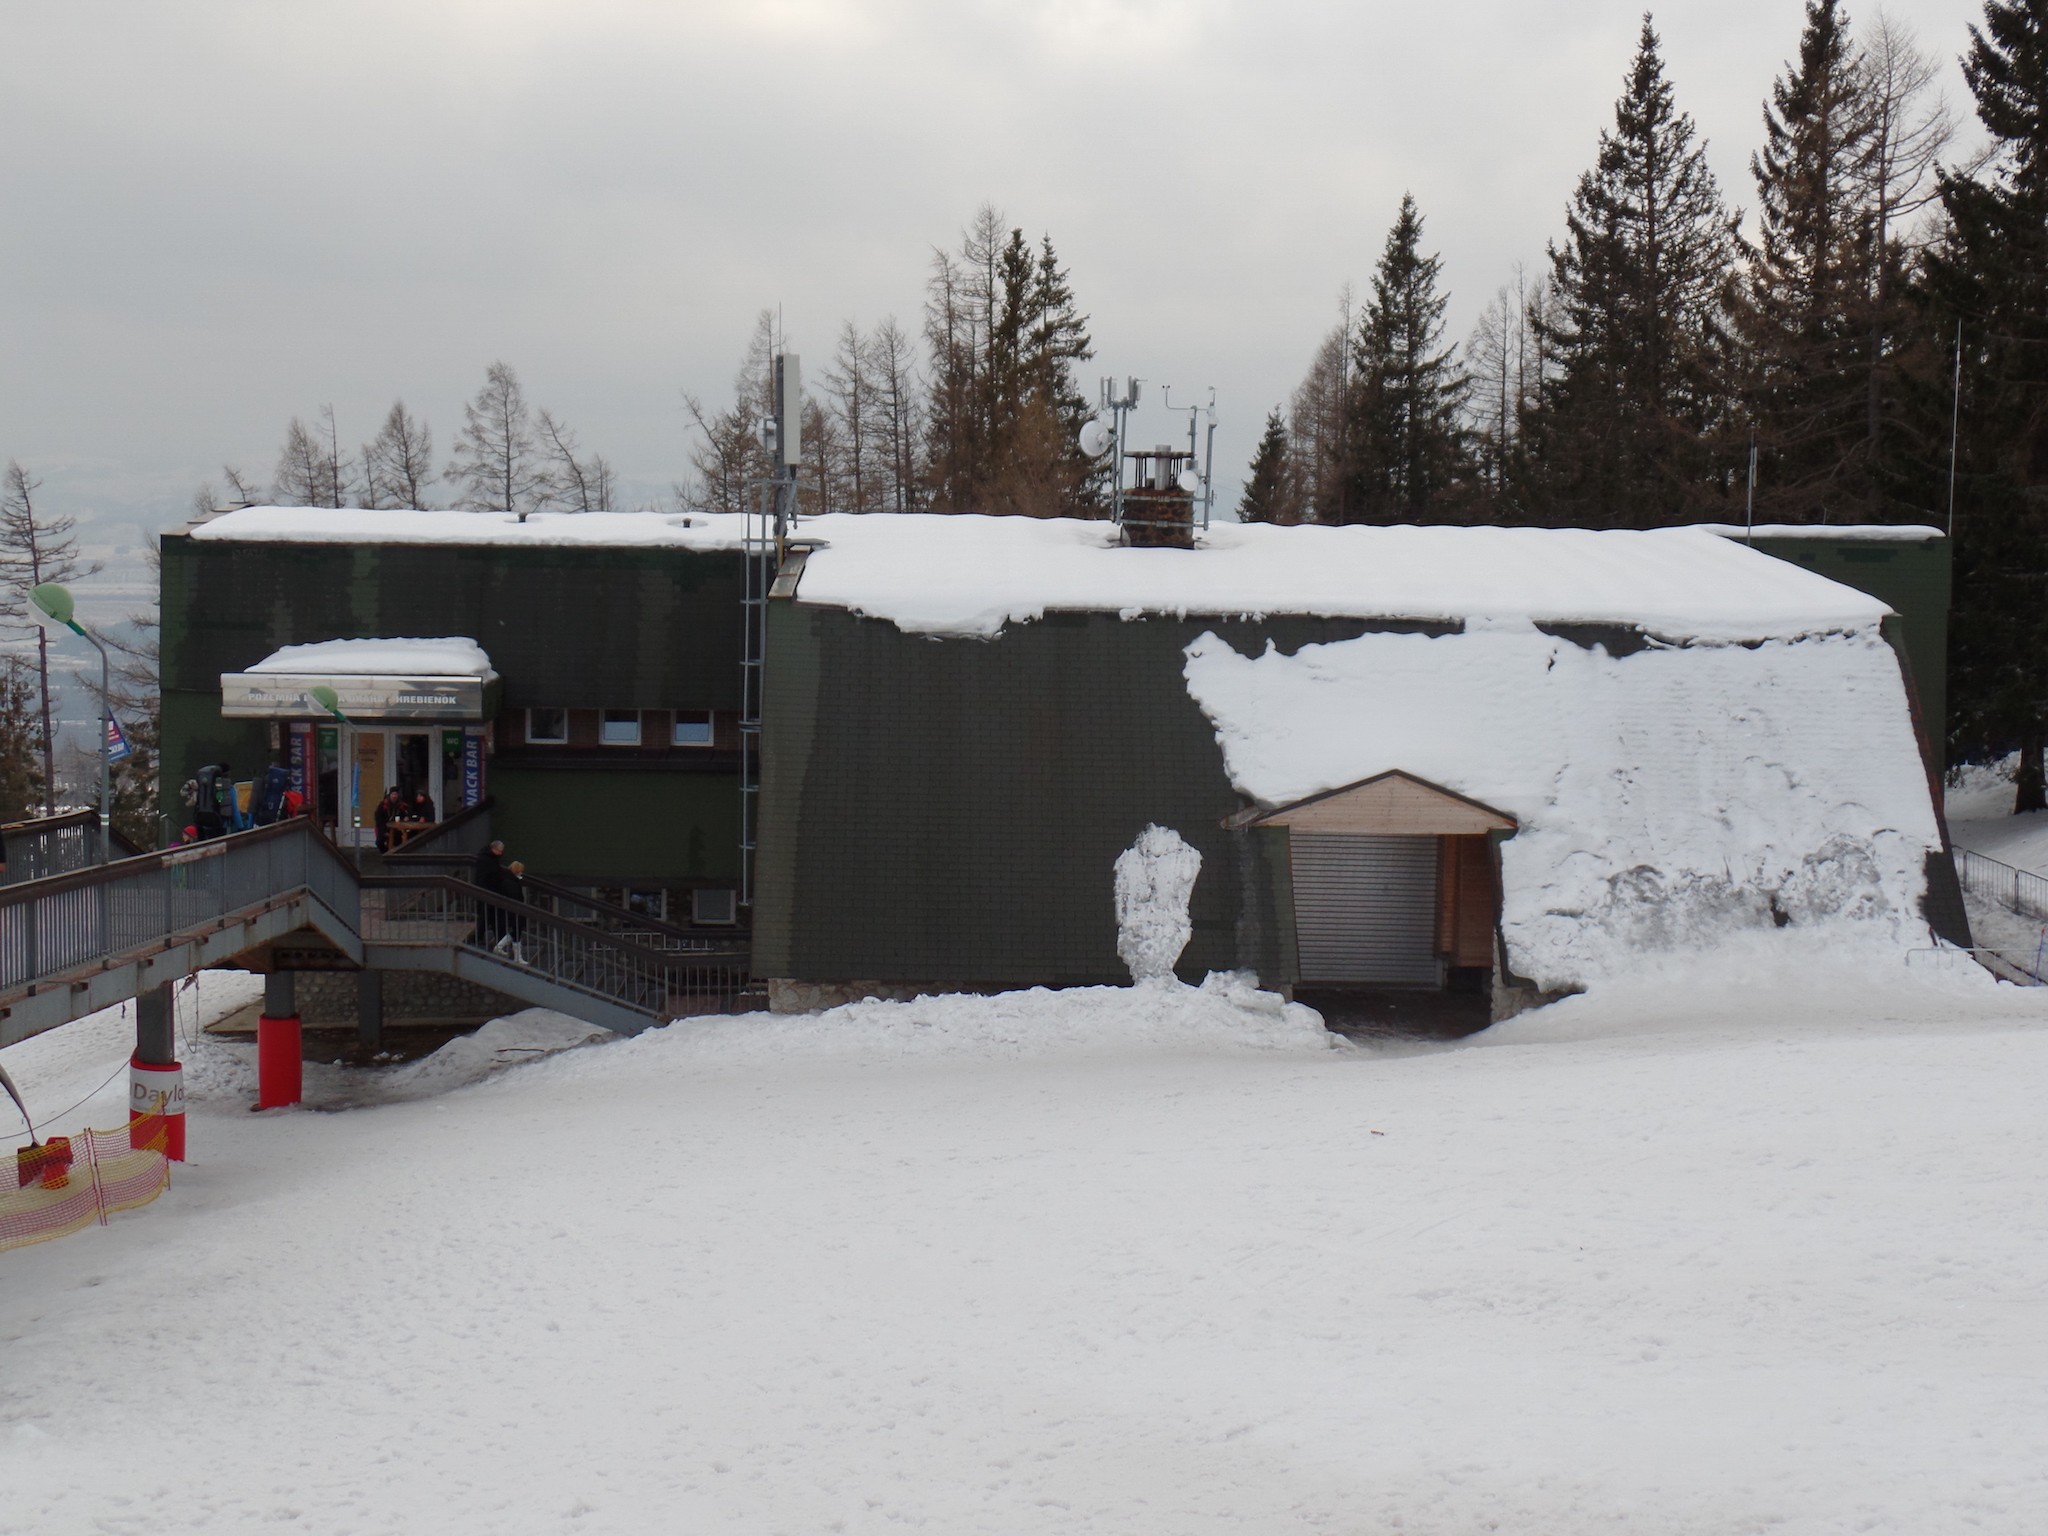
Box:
392;731;441;819
1291;833;1442;986
351;731;385;847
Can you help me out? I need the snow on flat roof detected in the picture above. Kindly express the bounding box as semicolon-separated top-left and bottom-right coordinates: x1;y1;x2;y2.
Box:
188;506;751;550
1697;522;1944;542
247;637;496;677
789;515;1893;640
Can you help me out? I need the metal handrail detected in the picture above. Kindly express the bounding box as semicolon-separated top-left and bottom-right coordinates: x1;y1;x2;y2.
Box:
361;875;749;1014
1953;846;2048;922
0;818;361;997
0;810;147;887
514;872;743;951
0;817;750;1025
381;798;495;866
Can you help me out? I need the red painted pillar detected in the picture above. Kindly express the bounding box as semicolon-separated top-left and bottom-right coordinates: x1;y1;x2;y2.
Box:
131;982;185;1160
257;972;302;1111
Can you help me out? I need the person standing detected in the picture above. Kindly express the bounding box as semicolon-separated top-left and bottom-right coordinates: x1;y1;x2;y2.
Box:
473;839;530;962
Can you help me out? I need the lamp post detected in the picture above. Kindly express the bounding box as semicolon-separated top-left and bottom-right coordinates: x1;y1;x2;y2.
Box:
27;582;111;863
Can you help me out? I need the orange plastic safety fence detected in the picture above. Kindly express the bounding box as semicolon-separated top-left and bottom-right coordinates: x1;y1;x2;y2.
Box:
0;1106;172;1256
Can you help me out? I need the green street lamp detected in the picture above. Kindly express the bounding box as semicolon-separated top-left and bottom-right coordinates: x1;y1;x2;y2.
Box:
28;582;111;862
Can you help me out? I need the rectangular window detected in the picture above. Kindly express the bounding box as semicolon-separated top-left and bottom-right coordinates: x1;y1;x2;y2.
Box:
600;709;642;746
692;888;737;926
526;707;568;744
671;711;715;747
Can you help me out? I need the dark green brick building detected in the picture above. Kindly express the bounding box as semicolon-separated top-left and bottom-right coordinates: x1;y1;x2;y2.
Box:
160;508;748;921
754;516;1964;1014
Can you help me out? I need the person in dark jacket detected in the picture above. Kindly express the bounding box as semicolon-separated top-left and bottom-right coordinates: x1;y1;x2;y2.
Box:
373;788;403;853
473;840;525;960
409;788;437;826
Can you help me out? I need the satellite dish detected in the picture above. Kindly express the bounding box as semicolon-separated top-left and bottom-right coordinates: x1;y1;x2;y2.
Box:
1177;470;1202;495
1078;418;1112;458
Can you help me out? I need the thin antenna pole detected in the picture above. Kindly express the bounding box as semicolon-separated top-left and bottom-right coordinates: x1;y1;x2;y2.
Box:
1745;426;1757;545
1948;319;1963;537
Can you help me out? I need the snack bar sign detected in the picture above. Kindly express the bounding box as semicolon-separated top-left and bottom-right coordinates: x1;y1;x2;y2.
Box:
219;672;489;721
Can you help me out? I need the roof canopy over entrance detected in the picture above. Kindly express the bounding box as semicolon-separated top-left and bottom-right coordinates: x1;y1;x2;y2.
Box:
1231;770;1517;837
221;637;499;721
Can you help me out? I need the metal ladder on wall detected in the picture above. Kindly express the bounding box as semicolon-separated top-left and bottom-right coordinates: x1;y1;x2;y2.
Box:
737;478;775;911
736;349;803;914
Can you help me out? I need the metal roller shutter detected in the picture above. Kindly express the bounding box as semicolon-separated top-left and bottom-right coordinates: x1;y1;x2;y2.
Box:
1292;833;1442;986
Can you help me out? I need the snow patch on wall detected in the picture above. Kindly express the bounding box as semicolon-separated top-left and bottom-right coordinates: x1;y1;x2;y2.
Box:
1182;622;1943;990
1114;825;1202;983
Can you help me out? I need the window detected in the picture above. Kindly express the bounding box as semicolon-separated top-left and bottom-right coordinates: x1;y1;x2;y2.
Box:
600;710;642;746
692;888;737;926
625;888;666;920
526;707;568;744
671;711;715;747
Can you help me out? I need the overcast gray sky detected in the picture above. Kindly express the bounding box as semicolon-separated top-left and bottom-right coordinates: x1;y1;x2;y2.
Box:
0;0;1991;570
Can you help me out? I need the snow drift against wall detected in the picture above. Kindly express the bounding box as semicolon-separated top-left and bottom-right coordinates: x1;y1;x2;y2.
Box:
1183;623;1943;990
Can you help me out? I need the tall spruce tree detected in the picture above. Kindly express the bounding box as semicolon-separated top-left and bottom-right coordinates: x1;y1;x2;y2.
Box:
1731;0;1881;523
0;654;45;824
1238;409;1301;524
1525;16;1741;528
1345;195;1466;522
1921;0;2048;806
923;209;1096;516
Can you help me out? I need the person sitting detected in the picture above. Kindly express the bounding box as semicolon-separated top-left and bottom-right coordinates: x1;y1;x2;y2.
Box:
373;787;404;852
409;788;437;825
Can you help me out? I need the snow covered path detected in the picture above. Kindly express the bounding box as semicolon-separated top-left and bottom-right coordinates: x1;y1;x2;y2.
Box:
5;970;2048;1533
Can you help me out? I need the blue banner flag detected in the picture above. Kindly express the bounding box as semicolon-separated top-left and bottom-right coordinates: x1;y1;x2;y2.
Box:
106;715;134;762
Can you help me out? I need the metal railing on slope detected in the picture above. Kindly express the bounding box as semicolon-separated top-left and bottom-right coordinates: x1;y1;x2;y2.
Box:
0;819;360;996
360;876;749;1017
1953;846;2048;922
1;810;147;888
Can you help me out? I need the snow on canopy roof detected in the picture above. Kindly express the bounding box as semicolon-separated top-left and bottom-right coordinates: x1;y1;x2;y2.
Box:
1697;522;1944;542
787;515;1892;641
188;506;750;550
248;638;496;678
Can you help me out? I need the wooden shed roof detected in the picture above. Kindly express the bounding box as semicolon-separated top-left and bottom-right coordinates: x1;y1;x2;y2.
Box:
1226;770;1518;836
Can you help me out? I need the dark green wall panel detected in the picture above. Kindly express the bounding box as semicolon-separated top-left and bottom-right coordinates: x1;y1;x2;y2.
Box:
1744;532;1950;770
161;536;744;708
490;766;739;885
754;604;1351;988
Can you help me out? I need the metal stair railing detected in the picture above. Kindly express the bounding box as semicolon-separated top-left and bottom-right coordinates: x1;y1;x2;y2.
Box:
0;816;750;1044
361;876;750;1018
1;809;148;887
0;819;360;1000
379;798;495;870
513;872;745;955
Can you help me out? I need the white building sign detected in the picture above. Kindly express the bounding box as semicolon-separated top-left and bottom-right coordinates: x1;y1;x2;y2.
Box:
220;672;489;721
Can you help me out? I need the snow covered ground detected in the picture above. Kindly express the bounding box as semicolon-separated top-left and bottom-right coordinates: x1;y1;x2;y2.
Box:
5;960;2048;1534
1948;754;2048;874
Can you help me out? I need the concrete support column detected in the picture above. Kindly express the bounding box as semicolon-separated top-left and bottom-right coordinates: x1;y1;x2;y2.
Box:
130;981;184;1160
257;970;302;1111
357;970;383;1054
